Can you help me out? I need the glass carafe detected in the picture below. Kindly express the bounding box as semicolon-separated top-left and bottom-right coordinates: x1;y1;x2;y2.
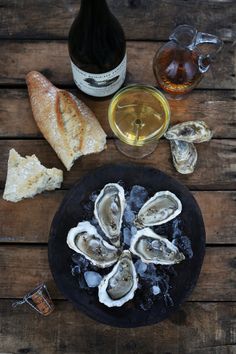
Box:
153;25;223;98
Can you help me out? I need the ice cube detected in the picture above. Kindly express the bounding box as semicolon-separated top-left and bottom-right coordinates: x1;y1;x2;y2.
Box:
71;253;82;264
152;285;161;295
84;271;102;288
128;185;148;211
72;254;90;273
173;235;193;258
124;205;135;224
172;217;183;239
135;259;148;276
71;264;81;276
123;227;132;246
131;226;137;236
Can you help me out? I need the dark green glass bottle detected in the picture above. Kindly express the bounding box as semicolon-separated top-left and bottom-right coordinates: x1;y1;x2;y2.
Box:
68;0;126;97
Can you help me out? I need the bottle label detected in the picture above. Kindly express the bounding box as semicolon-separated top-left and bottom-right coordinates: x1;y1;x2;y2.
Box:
71;54;127;97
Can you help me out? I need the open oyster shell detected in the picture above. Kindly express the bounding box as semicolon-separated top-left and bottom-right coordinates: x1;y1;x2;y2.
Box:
170;140;198;174
94;183;125;247
67;221;119;268
165;121;213;143
135;191;182;227
98;250;138;307
130;228;185;265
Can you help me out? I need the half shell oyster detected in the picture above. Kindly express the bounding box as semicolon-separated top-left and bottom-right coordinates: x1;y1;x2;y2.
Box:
130;228;185;265
135;191;182;227
98;250;138;307
165;121;213;143
67;221;119;268
94;183;125;247
170;140;198;174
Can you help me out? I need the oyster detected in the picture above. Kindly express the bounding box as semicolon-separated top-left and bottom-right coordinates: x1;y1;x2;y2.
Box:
170;140;197;174
165;121;213;143
135;191;182;227
98;250;138;307
67;221;119;268
94;183;125;247
130;228;185;265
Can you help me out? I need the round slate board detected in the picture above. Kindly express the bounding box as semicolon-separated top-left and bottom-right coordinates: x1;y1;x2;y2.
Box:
48;164;205;328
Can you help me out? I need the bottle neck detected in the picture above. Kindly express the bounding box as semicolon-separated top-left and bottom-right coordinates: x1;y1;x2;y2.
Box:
79;0;111;19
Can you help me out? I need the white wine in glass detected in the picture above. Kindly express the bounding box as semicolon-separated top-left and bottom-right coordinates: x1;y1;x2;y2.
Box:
108;85;170;158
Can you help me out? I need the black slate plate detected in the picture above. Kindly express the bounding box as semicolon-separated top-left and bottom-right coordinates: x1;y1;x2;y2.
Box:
48;164;205;328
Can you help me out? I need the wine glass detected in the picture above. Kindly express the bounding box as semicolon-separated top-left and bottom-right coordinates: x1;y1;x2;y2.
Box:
108;84;170;158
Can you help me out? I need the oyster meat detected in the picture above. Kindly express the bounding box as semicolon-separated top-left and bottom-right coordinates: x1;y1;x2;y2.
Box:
135;191;182;227
67;221;119;268
165;121;213;143
94;183;125;247
130;228;185;265
98;250;138;307
170;140;198;174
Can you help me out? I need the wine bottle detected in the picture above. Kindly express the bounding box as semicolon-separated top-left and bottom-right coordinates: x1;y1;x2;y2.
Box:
68;0;126;97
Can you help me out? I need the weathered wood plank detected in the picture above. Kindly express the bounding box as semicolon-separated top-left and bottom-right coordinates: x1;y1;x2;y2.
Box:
0;139;236;190
0;0;234;41
0;191;235;244
0;246;235;301
0;88;235;138
0;301;235;354
195;192;236;244
0;41;234;89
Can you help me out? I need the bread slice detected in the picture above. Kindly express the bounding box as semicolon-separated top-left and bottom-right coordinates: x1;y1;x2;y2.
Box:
3;149;63;202
26;71;107;171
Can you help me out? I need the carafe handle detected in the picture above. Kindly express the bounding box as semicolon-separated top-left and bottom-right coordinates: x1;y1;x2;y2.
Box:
194;32;223;73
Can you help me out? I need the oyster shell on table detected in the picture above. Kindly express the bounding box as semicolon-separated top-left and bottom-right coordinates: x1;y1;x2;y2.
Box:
135;191;182;227
130;228;185;265
67;221;119;268
170;140;198;174
165;121;213;143
94;183;125;247
98;250;138;307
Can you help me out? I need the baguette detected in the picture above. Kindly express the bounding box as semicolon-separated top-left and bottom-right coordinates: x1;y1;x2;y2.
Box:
3;149;63;202
26;71;107;171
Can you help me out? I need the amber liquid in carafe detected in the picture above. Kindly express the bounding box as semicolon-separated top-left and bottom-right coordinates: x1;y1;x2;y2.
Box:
153;43;203;95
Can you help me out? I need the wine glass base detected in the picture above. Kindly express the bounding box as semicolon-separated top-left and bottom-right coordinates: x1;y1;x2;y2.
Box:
115;139;158;159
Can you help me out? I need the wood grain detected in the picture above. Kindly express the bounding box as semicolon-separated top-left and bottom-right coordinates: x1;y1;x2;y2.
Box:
0;246;235;301
0;41;234;89
0;0;234;41
0;1;235;351
0;88;235;138
0;300;235;354
0;191;235;244
0;139;236;190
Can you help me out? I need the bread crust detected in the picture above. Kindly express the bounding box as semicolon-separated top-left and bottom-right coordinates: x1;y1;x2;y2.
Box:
26;71;107;170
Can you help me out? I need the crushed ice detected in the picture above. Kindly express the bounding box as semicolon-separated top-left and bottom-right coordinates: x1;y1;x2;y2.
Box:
127;185;148;212
70;183;193;311
135;259;148;276
152;285;161;295
124;204;135;224
172;217;193;258
84;271;102;287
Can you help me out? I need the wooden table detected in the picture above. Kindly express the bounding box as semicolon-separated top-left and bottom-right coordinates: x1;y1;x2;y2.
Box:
0;1;235;353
